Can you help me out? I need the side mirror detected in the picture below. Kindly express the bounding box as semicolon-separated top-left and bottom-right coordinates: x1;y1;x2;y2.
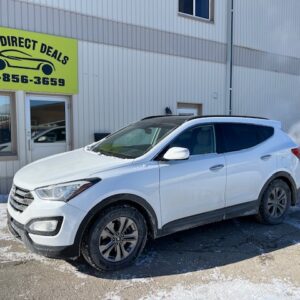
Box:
163;147;190;161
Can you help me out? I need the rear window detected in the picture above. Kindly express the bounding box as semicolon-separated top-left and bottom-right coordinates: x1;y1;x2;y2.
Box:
217;123;274;153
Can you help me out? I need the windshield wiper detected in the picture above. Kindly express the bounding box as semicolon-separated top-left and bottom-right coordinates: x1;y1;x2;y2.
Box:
96;149;134;159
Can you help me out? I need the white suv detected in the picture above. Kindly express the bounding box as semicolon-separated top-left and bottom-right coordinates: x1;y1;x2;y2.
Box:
7;116;300;270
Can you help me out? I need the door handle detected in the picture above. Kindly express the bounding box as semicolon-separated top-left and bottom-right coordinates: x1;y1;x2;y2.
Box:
210;164;224;172
260;154;271;161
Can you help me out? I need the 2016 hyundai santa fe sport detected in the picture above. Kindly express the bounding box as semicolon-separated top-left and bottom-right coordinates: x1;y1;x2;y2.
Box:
7;116;300;270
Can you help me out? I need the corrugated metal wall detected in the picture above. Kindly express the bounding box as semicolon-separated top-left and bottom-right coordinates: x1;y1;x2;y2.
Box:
0;0;227;193
74;41;226;147
1;0;300;193
234;0;300;58
232;67;300;130
232;0;300;131
16;0;228;42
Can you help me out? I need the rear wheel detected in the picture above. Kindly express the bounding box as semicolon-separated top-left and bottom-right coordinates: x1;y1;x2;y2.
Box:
81;205;147;271
257;179;291;224
41;64;53;75
0;59;6;71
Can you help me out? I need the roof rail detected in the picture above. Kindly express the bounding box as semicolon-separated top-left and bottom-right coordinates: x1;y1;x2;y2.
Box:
141;114;269;121
188;115;269;121
141;115;180;120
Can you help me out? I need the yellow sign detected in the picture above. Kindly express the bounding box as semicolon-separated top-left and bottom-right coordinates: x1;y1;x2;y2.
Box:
0;27;78;94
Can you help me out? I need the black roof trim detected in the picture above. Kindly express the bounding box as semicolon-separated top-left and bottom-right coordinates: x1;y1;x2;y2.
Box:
188;115;269;121
141;115;181;120
141;115;268;121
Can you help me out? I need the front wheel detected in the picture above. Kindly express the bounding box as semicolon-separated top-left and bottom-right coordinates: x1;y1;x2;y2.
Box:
257;179;291;225
81;205;147;271
0;59;6;71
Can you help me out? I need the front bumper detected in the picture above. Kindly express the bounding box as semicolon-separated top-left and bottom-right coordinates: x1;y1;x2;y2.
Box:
6;186;88;258
7;189;86;246
7;212;79;258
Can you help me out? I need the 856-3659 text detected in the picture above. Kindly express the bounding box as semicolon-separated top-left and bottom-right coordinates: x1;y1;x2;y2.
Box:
0;73;65;86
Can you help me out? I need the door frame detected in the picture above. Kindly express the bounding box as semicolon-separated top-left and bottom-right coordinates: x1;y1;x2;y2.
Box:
25;94;71;163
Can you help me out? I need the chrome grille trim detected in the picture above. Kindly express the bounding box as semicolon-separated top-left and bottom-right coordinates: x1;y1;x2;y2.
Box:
15;188;28;197
11;194;33;205
9;185;34;213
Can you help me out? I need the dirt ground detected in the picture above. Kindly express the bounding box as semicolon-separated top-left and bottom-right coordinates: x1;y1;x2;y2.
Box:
1;202;300;300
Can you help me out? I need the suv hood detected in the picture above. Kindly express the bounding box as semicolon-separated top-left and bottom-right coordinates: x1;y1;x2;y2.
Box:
13;148;133;190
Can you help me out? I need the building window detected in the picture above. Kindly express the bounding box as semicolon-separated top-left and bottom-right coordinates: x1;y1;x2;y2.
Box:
0;92;16;156
179;0;213;21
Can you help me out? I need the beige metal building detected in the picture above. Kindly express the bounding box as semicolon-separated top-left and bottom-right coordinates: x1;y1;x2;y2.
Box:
0;0;300;193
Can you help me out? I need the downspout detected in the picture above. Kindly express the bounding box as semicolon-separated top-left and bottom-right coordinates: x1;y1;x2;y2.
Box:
226;0;234;115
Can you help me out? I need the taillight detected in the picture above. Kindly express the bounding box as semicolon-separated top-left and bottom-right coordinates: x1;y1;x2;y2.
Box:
291;147;300;159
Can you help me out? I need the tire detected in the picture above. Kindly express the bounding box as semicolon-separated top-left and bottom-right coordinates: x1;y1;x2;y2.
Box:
0;59;6;71
81;205;147;271
257;179;291;225
41;64;53;75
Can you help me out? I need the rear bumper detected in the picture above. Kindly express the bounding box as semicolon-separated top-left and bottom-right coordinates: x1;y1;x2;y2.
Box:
7;211;79;258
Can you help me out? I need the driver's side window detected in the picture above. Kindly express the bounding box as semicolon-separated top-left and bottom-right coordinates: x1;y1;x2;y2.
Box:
170;125;216;155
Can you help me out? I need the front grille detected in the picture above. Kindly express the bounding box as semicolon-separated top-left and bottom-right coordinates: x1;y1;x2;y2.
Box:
9;185;34;213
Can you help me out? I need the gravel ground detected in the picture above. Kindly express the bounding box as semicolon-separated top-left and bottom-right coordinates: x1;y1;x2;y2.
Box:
1;202;300;299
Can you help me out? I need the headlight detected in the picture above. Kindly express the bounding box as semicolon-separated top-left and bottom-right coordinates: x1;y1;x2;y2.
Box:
35;178;100;202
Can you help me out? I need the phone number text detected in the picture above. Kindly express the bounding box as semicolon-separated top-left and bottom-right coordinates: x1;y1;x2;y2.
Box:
0;73;65;86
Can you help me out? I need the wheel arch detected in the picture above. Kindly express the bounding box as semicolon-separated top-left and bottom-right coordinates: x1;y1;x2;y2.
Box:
38;61;55;71
73;193;159;256
259;171;298;206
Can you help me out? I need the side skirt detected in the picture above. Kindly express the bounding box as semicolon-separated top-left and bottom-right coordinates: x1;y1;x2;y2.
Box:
156;200;259;238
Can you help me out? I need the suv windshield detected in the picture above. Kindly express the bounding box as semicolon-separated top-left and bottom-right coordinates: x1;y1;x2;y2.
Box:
91;117;186;158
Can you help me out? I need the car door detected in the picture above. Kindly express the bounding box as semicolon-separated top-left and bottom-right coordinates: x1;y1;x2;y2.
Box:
215;122;276;209
159;124;227;226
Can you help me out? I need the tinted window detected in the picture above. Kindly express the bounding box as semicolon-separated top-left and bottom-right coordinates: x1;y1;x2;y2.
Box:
170;125;215;155
195;0;210;19
179;0;193;15
179;0;211;20
0;95;12;153
219;123;274;153
30;100;66;143
257;126;274;143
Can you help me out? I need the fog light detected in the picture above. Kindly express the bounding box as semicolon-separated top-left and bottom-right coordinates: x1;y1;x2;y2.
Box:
28;220;58;233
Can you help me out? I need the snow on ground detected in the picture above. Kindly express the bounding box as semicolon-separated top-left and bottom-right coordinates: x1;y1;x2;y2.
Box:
0;202;48;262
0;203;88;278
141;279;300;300
0;202;13;241
0;245;47;263
2;202;300;299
